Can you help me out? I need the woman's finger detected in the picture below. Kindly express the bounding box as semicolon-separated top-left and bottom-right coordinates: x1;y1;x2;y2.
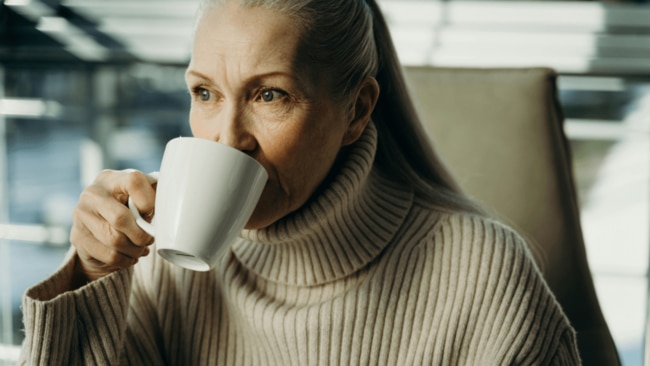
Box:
70;169;157;280
70;221;140;276
82;171;155;247
72;201;149;260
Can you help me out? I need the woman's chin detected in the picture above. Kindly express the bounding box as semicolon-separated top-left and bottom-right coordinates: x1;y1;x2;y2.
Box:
244;204;283;230
243;187;305;230
243;217;268;230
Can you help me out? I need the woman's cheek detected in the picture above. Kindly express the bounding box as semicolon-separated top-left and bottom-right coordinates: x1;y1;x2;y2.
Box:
245;180;287;229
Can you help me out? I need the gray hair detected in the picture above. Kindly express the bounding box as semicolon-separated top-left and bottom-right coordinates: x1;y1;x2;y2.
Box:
197;0;483;214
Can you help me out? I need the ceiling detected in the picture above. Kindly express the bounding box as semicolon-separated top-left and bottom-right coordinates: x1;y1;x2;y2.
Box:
1;0;197;65
2;0;650;76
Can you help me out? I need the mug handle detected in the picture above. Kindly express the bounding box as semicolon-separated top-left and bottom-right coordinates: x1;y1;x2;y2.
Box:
127;171;159;236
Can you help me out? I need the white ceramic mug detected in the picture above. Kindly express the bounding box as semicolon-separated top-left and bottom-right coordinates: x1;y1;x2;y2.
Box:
128;137;267;271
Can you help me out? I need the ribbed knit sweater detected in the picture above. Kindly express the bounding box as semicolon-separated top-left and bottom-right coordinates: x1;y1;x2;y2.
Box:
20;123;580;365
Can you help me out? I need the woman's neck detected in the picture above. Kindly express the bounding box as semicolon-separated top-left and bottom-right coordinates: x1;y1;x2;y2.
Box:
233;122;414;286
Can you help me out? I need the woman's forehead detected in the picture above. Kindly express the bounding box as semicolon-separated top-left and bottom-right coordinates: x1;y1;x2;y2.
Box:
191;3;306;73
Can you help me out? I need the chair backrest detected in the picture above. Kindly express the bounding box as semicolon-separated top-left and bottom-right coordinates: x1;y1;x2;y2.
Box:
403;66;619;365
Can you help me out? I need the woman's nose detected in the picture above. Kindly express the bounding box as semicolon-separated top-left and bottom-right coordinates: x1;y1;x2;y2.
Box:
199;105;257;153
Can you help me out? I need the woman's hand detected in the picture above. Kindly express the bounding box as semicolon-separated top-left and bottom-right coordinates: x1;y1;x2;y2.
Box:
70;169;156;284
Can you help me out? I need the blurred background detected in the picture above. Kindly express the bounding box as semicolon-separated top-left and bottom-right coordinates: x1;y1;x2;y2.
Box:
0;0;648;364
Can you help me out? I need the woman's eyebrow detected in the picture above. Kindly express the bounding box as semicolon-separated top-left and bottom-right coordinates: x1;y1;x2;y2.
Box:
185;69;212;82
186;66;299;80
185;68;305;91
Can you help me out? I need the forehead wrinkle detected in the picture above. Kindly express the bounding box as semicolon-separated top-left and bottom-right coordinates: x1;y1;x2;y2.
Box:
190;47;302;89
190;3;315;94
190;44;313;98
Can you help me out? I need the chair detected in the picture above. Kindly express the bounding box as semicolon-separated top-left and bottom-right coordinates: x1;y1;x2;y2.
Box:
403;66;620;365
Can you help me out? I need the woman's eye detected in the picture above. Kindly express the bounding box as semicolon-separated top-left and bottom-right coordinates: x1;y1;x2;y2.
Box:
192;87;213;102
260;89;285;103
199;89;211;101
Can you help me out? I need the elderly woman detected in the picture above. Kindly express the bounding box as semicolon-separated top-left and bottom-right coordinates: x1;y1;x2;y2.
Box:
20;0;580;364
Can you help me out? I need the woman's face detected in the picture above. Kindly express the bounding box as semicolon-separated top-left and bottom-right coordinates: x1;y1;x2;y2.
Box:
186;2;365;229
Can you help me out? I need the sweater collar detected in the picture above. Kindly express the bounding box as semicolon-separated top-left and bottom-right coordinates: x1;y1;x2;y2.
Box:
232;122;413;286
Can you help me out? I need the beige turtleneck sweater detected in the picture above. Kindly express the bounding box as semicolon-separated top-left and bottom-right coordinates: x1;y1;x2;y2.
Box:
20;124;580;365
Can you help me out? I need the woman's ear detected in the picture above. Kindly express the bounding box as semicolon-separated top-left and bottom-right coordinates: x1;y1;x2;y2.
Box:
342;77;380;146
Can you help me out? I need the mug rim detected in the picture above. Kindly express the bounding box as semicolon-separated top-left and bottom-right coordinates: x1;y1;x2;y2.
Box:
167;136;267;179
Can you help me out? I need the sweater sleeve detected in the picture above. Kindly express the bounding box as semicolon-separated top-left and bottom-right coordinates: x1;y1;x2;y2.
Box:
18;251;166;365
430;214;582;365
496;227;582;366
